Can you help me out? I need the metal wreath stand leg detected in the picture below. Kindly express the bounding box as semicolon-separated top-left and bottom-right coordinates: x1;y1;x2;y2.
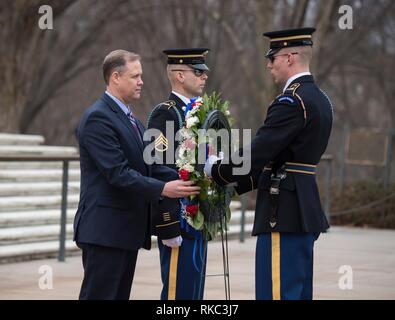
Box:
197;110;233;300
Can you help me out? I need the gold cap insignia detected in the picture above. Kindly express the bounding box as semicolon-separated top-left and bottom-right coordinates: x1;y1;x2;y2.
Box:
155;133;169;152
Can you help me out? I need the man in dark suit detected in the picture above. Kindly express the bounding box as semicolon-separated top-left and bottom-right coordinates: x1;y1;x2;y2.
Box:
205;28;333;300
74;50;200;300
147;48;210;299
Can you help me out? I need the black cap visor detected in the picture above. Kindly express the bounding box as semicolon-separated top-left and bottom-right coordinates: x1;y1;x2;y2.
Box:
188;63;209;71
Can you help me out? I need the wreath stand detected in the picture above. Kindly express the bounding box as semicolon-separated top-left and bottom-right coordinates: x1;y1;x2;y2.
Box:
197;109;234;300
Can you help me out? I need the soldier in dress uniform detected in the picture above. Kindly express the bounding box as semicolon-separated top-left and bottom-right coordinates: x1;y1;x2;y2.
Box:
147;48;210;300
205;27;333;300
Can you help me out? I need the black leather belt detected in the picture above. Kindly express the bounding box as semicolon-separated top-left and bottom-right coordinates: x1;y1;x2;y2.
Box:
266;162;316;228
264;162;316;175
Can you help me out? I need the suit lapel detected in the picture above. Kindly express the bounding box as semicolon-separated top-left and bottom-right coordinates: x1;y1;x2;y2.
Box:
135;119;146;146
135;119;152;175
101;93;143;152
116;112;144;152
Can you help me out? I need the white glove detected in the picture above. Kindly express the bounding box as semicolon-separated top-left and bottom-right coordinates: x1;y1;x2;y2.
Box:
204;152;224;177
162;235;183;248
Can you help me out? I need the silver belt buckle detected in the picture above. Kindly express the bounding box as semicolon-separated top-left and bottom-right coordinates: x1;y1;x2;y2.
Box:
270;187;279;195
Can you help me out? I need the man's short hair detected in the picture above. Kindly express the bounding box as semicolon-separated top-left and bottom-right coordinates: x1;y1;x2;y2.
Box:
282;46;313;65
102;50;141;85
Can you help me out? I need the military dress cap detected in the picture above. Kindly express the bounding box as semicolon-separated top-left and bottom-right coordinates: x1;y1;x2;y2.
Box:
163;48;210;71
263;27;316;58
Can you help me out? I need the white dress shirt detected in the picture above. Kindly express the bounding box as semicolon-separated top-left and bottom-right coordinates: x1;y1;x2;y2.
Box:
105;90;132;115
172;91;193;106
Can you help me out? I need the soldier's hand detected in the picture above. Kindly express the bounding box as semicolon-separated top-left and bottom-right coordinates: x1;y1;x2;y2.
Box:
204;154;222;177
162;180;200;198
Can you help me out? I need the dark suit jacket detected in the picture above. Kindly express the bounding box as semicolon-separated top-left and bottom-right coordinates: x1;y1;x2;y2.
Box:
74;93;178;251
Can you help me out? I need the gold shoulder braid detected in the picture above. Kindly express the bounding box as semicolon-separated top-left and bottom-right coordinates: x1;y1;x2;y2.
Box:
162;100;176;110
147;100;177;153
285;83;306;126
288;83;300;95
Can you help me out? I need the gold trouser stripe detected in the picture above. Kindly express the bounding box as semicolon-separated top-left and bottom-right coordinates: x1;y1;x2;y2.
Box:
168;247;179;300
270;35;312;42
271;232;281;300
294;93;307;123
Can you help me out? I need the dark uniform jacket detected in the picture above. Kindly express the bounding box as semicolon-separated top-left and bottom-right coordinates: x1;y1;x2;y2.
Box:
147;93;191;239
212;75;333;234
73;93;178;251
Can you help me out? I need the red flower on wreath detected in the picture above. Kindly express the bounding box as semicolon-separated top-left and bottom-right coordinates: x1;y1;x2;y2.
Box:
186;204;199;217
191;100;202;109
179;169;190;181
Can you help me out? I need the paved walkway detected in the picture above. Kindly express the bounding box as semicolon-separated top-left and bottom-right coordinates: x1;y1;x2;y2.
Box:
0;226;394;300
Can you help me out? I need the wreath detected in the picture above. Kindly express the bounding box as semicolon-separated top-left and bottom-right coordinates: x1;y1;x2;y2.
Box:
176;92;234;240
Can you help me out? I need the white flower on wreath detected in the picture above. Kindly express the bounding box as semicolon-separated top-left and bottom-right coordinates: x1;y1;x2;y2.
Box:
186;116;199;129
178;145;194;162
184;138;196;150
176;158;186;167
178;146;187;158
181;163;195;173
184;152;195;164
179;128;192;140
187;106;200;117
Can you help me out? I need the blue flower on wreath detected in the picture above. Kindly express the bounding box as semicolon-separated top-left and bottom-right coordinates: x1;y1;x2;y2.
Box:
184;97;199;116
